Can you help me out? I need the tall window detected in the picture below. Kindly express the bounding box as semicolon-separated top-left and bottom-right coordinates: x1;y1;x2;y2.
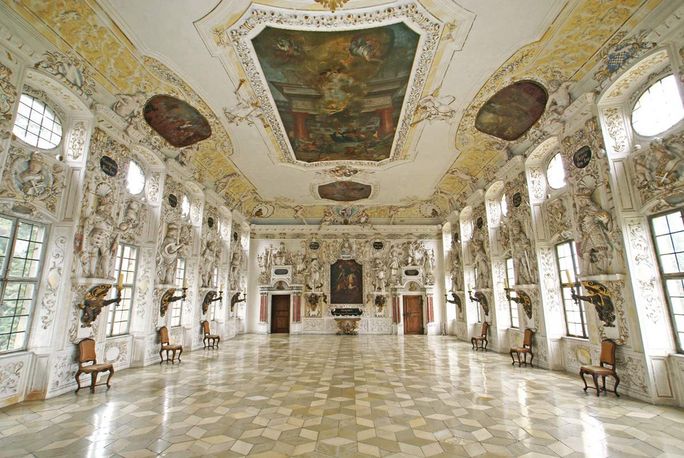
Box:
0;216;46;353
106;244;138;337
556;241;587;338
650;209;684;352
171;258;185;327
472;267;481;323
209;267;220;321
506;257;519;328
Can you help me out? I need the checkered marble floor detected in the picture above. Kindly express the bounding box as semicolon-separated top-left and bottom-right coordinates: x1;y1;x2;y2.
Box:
2;335;684;457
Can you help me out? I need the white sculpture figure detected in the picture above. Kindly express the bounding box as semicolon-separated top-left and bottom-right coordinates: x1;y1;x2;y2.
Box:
307;257;322;290
373;258;386;293
470;232;490;289
159;222;186;284
576;192;616;275
449;236;464;291
17;157;48;197
118;200;142;232
273;241;288;265
388;245;401;285
201;240;218;287
509;219;536;284
423;249;435;284
83;192;118;278
230;248;243;289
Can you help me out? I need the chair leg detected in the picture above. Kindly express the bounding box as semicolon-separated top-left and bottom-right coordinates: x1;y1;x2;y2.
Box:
518;352;522;367
592;374;600;397
166;349;171;363
159;348;164;364
106;368;114;389
613;374;620;397
172;349;176;363
471;338;475;350
510;350;516;365
75;370;83;393
217;337;220;348
90;372;97;393
580;369;589;392
529;352;534;367
483;338;488;352
203;336;207;349
602;376;607;393
178;347;183;363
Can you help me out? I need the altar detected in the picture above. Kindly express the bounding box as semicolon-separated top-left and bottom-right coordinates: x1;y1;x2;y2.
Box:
331;307;363;335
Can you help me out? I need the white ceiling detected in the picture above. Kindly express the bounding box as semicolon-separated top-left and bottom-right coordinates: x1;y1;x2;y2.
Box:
101;0;565;208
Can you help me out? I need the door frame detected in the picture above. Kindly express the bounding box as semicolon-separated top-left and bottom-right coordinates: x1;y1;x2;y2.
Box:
401;293;426;335
270;293;291;334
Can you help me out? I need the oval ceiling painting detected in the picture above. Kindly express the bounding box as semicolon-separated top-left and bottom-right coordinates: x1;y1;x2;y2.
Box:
143;95;212;147
474;80;548;141
318;181;372;202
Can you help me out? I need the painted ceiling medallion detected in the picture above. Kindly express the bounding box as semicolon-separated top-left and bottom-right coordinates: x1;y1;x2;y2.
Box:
474;80;548;141
318;181;372;201
315;0;349;13
143;95;211;147
252;24;419;163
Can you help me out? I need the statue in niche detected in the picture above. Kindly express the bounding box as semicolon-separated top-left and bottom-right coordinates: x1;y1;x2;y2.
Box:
340;238;353;258
83;192;119;278
230;248;243;288
306;257;323;291
158;222;187;284
423;249;435;284
388;245;401;285
406;240;420;265
200;240;218;287
470;230;490;289
575;181;617;275
373;257;386;293
273;241;288;265
293;251;306;276
509;219;536;284
449;236;464;291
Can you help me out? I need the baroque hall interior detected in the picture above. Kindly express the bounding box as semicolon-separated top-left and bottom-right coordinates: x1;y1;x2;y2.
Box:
2;0;684;456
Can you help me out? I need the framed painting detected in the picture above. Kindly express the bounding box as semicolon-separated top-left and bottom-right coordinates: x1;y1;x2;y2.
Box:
330;259;363;304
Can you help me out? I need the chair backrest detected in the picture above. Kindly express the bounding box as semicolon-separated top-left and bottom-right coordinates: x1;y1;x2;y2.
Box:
599;338;617;369
78;338;97;365
159;326;170;345
202;320;210;335
522;328;535;347
480;321;489;337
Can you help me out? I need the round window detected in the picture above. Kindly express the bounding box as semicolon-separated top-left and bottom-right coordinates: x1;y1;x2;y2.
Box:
12;94;63;149
546;153;566;190
126;160;145;195
632;75;684;137
181;194;190;218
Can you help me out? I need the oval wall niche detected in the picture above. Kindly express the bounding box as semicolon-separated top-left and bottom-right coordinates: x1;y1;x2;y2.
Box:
318;181;372;202
143;94;212;147
474;80;548;141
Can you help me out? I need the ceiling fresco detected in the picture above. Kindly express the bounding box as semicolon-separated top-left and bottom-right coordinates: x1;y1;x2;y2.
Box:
143;95;212;147
318;181;372;202
251;24;420;163
474;80;548;141
4;0;662;225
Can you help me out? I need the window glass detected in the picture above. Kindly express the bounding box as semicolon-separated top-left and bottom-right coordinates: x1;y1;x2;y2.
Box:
556;240;587;338
0;216;46;353
126;161;145;195
651;210;684;351
171;258;185;327
632;75;684;137
506;257;519;328
181;194;190;219
12;94;62;149
546;153;566;190
106;244;138;337
500;194;508;217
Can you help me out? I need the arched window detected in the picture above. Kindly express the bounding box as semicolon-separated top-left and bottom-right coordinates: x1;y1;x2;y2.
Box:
546;153;566;190
500;193;508;217
632;75;684;137
12;94;63;149
181;194;190;219
126;160;145;195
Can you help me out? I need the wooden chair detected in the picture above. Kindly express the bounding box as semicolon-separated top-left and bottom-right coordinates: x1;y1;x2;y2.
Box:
202;320;221;349
75;338;114;393
510;328;535;367
471;321;489;351
579;339;620;397
159;326;183;364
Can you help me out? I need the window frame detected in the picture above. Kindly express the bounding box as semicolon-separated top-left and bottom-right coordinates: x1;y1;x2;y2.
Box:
106;243;139;337
555;240;588;339
171;257;186;327
649;208;684;353
472;267;481;323
546;152;567;191
209;267;220;321
125;160;146;196
631;74;684;138
12;93;63;150
0;215;47;354
505;257;519;329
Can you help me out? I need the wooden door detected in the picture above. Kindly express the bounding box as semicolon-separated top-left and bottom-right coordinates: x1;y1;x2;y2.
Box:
403;296;423;335
271;295;290;333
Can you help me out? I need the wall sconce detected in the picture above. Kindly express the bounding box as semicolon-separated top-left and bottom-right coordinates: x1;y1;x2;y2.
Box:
567;279;616;327
504;287;533;319
445;291;462;313
78;281;123;327
160;287;188;317
468;288;489;316
202;290;223;315
230;291;245;312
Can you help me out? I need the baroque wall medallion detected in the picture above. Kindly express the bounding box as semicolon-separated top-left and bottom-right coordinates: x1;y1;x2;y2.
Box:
573;146;592;169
